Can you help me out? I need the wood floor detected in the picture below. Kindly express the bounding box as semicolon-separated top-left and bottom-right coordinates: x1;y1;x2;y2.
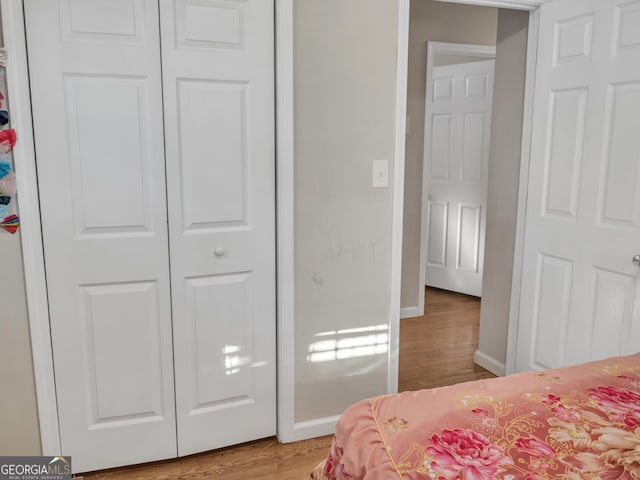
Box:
399;287;496;392
82;287;494;480
80;436;333;480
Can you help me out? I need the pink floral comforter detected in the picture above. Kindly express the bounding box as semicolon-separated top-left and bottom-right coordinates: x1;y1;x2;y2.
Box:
310;353;640;479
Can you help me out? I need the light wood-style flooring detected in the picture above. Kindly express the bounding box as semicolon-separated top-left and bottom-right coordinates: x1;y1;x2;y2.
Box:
82;287;494;480
399;287;496;392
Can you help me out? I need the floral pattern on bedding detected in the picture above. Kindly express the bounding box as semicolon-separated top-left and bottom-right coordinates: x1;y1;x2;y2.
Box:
321;438;352;480
311;354;640;480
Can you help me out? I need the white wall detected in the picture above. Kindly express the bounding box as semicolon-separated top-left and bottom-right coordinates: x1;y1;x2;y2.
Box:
476;8;529;372
0;230;41;455
402;0;498;310
0;9;41;454
293;0;398;422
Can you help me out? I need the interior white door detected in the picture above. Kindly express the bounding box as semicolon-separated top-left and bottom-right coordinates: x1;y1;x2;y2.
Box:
24;0;176;472
159;0;276;456
424;59;495;297
516;0;640;372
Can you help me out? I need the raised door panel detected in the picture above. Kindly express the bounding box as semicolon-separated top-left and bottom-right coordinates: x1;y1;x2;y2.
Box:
613;1;640;56
433;77;453;102
176;0;246;49
185;273;255;411
430;115;452;181
465;74;489;99
427;201;448;266
598;82;640;227
25;1;176;472
542;88;587;220
82;281;165;426
589;268;636;359
461;113;486;183
160;0;276;456
64;75;153;234
59;0;145;43
552;13;594;66
531;254;573;370
177;79;248;229
457;204;481;273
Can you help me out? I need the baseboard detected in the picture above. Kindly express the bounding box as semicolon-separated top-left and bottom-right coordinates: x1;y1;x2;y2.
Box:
474;350;506;377
400;306;419;319
280;415;340;443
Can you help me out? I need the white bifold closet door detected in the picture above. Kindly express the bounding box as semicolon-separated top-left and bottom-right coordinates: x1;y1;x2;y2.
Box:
158;0;276;457
25;0;275;472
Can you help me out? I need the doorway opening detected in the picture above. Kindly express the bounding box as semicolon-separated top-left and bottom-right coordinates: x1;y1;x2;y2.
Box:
399;0;531;390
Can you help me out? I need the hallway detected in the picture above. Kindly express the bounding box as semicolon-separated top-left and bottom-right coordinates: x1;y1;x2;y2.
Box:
399;287;495;392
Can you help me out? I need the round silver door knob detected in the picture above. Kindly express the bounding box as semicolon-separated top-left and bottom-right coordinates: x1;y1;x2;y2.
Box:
214;247;226;258
633;255;640;267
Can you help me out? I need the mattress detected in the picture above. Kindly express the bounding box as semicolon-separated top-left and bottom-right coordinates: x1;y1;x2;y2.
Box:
310;353;640;479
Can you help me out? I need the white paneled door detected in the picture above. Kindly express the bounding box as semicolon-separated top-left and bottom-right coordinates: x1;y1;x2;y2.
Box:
159;0;276;456
24;1;175;472
25;0;275;472
424;59;494;297
516;0;640;372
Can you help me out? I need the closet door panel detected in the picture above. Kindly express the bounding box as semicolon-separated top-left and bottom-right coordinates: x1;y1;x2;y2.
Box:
177;79;247;228
64;75;151;233
24;1;176;472
186;273;254;406
160;0;276;456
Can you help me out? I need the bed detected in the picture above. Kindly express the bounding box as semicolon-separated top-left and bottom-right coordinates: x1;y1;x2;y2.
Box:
310;353;640;479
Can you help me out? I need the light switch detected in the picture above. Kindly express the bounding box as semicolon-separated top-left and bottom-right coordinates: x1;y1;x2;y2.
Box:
372;159;389;188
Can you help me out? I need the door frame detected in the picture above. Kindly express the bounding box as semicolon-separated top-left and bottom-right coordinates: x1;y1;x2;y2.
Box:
408;3;543;377
417;41;496;317
5;0;545;455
